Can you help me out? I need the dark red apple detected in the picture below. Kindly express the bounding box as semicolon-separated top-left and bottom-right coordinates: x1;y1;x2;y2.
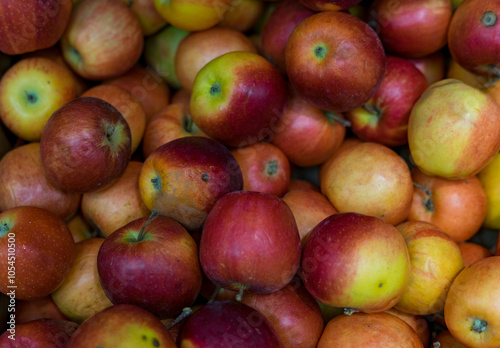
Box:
345;56;428;147
200;191;301;296
285;11;386;112
40;97;132;193
97;213;202;319
179;300;284;347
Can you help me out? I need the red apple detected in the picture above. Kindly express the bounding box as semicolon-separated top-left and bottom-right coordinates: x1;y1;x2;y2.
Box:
218;0;264;33
97;214;202;319
190;51;288;148
458;242;493;267
0;142;81;221
200;191;301;295
179;300;284;347
368;0;452;58
448;0;500;76
345;56;428;147
61;0;144;80
285;11;385;112
16;296;69;324
0;206;76;300
299;0;361;12
139;136;243;230
0;0;72;55
40;97;132;193
301;212;411;312
66;304;177;347
407;50;447;86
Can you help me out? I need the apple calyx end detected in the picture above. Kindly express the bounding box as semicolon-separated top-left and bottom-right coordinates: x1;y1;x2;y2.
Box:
0;221;10;238
314;44;327;60
266;160;278;176
481;11;497;27
24;90;38;104
209;82;222;96
471;318;488;334
151;175;162;191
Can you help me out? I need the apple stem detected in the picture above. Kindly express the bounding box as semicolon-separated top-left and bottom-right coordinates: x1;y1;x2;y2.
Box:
324;111;351;127
208;285;221;303
167;307;192;330
343;308;358;315
412;182;432;197
184;116;194;133
362;103;382;120
412;182;435;212
136;209;159;242
433;343;441;348
235;286;245;302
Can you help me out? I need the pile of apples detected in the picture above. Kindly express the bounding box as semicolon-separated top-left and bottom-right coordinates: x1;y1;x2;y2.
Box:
0;0;499;346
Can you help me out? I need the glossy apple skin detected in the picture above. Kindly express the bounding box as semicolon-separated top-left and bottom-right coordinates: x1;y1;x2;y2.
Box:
321;142;413;226
408;168;487;243
394;221;464;316
231;142;291;197
385;308;430;348
318;312;423;347
139;136;243;230
448;0;500;76
0;0;72;55
0;206;76;300
408;79;500;179
408;50;446;86
61;0;144;80
51;238;113;324
66;304;177;348
345;56;428;147
478;152;500;229
120;0;167;36
179;301;284;347
0;318;78;348
299;0;360;11
241;279;325;348
0;57;78;142
200;191;301;294
444;257;500;348
369;0;452;58
261;0;315;73
285;11;385;112
218;0;264;32
301;213;411;312
97;215;202;319
190;51;288;148
16;296;68;324
458;242;492;267
0;142;81;221
40;97;132;193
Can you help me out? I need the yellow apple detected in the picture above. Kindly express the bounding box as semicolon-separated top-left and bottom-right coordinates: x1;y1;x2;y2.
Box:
478;152;500;229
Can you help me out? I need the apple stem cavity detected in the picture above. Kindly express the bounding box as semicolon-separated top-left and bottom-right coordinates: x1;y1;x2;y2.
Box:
314;44;327;60
0;221;10;237
481;11;497;27
362;103;382;121
412;182;435;212
208;285;222;303
266;160;278;175
235;286;245;302
167;307;192;330
25;91;38;104
471;318;488;333
136;209;159;242
209;82;221;96
343;308;358;316
324;111;351;127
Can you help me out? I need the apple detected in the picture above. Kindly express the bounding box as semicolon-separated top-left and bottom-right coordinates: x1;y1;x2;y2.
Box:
231;142;291;197
66;304;177;347
81;84;146;154
0;206;76;300
444;256;500;348
97;213;202;319
142;103;206;159
60;0;144;80
287;179;320;192
408;168;487;243
408;79;500;179
458;242;493;267
139;136;243;230
0;0;72;55
200;191;301;295
317;312;423;347
321;142;413;226
318;136;362;184
66;212;95;243
190;51;288;148
144;25;190;90
0;57;78;142
385;308;430;348
51;238;113;323
408;50;447;86
81;161;150;237
394;221;464;316
154;0;232;31
260;0;315;74
432;330;468;348
0;142;81;221
477;144;500;230
448;0;500;76
179;300;284;347
17;296;69;324
219;0;264;32
301;212;411;313
345;56;428;147
119;0;167;36
0;318;78;348
40;97;132;193
103;65;171;124
240;278;325;348
271;87;347;167
299;0;360;12
285;11;385;112
175;27;257;91
447;58;494;89
282;189;337;245
368;0;452;58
